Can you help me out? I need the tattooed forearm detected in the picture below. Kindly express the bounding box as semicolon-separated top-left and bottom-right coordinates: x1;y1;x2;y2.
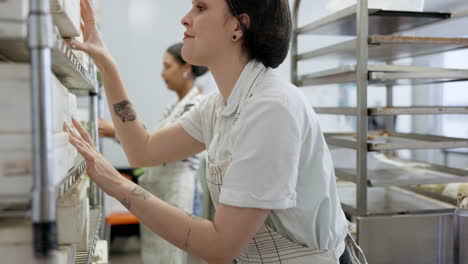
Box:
113;100;137;123
121;197;131;210
131;186;150;200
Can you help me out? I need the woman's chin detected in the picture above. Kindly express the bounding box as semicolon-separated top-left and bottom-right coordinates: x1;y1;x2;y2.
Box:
181;45;205;67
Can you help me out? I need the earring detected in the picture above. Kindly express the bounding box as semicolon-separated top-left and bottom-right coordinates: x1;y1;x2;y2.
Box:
183;72;190;79
232;35;237;41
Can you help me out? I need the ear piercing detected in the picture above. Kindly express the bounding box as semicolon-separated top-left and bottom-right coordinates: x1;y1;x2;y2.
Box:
232;35;237;41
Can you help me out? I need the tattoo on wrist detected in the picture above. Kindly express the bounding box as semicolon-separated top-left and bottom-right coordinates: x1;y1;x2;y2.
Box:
121;197;131;210
113;100;137;123
131;186;150;200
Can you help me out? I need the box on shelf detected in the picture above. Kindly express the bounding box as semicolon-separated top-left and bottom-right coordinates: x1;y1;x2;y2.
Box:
92;240;109;264
58;244;77;264
0;63;67;133
0;0;81;38
0;220;77;263
57;177;89;249
0;219;35;263
327;0;425;13
0;133;72;206
50;0;81;37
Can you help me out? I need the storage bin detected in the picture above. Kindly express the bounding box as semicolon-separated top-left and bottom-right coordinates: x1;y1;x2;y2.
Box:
50;0;81;37
57;177;89;249
0;219;35;263
0;63;67;133
0;0;81;38
0;218;77;263
0;133;72;205
0;0;28;39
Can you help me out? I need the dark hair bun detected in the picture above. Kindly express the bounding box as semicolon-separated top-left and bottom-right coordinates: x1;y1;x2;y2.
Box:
192;65;208;77
167;43;208;77
227;0;292;69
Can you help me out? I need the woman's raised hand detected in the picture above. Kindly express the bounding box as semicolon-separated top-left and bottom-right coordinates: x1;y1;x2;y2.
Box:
65;119;123;198
71;0;112;68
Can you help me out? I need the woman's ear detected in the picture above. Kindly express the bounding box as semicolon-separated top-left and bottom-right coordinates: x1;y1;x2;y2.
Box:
232;13;250;41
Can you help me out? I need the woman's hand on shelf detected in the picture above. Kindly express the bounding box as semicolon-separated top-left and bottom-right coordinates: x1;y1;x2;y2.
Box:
65;119;124;198
71;0;113;69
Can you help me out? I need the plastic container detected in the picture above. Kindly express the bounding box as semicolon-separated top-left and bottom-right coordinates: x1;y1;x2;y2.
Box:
0;63;67;133
0;133;72;204
327;0;425;13
50;0;81;37
57;177;90;249
0;0;81;38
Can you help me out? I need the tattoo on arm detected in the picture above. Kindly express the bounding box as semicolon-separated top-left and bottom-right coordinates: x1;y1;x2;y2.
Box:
121;197;131;210
131;186;150;200
113;100;137;123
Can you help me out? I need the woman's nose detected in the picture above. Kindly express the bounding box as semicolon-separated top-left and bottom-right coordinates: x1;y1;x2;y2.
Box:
181;11;191;28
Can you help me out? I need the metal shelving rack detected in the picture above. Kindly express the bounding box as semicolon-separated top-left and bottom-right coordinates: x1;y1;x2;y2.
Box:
292;0;468;262
0;0;105;263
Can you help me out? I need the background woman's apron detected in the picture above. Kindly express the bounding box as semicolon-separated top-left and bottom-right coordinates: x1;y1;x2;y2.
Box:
139;88;203;264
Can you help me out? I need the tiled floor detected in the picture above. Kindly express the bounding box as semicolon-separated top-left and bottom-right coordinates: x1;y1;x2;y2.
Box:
109;251;142;264
108;236;143;264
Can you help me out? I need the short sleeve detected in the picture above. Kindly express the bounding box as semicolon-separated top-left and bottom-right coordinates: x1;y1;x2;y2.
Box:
219;98;302;210
178;99;205;144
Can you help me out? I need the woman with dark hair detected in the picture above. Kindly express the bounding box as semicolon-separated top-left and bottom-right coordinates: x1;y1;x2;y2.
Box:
68;0;361;263
99;43;207;264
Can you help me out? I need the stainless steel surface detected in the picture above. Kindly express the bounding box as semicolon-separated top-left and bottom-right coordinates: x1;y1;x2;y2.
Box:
338;183;455;215
29;0;55;226
356;0;369;216
357;213;468;264
454;209;468;264
297;36;468;62
0;30;97;91
325;132;468;150
75;208;103;264
335;160;468;187
89;93;99;209
314;106;468;116
298;64;468;86
297;4;450;36
370;71;468;85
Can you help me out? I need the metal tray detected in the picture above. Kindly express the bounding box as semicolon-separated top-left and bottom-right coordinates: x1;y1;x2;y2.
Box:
337;183;455;216
297;4;450;36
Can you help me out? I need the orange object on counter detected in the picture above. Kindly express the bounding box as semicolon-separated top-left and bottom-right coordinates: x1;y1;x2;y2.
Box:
107;213;139;226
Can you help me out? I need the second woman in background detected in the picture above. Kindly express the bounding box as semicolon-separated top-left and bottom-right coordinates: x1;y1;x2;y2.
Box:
99;43;207;264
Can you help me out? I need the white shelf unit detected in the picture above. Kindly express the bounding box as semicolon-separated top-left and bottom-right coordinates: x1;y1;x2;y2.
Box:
0;0;105;263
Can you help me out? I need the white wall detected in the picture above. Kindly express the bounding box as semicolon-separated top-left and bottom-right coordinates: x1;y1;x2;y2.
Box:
100;1;196;166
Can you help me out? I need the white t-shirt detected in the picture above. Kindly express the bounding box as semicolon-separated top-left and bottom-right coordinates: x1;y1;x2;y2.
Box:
178;60;347;251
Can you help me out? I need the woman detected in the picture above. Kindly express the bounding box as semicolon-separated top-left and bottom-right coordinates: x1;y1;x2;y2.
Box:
98;43;207;264
68;0;363;263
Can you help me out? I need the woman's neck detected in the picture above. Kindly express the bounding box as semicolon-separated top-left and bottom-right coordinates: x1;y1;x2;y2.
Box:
209;53;250;103
176;79;195;101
